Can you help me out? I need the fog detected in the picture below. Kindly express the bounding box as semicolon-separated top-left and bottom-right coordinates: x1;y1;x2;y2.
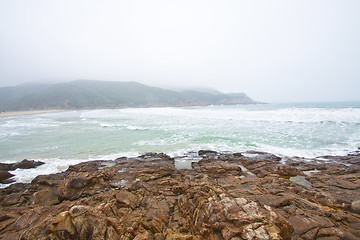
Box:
1;0;359;102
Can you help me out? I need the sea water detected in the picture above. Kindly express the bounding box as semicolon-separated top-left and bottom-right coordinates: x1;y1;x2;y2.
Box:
1;102;360;186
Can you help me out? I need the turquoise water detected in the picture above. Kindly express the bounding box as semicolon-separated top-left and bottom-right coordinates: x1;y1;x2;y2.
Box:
1;102;360;184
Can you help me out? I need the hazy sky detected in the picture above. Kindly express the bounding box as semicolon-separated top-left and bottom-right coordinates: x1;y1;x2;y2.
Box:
1;0;359;102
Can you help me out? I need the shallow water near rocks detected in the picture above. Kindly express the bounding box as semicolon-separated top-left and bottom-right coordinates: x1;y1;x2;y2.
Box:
290;175;312;188
1;103;360;186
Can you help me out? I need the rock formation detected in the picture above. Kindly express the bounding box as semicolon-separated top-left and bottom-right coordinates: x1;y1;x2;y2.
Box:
0;151;359;239
0;159;45;184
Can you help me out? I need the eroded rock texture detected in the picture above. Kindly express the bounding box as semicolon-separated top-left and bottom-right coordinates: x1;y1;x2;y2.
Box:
0;151;360;239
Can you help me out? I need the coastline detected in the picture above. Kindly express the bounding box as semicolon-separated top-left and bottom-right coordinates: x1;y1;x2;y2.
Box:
0;150;359;239
0;109;64;117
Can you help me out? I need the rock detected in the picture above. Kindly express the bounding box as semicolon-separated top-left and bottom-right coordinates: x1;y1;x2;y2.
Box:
134;231;154;240
50;211;77;238
243;151;281;161
33;189;60;206
31;172;65;186
14;159;45;169
350;200;360;214
165;229;195;240
68;177;88;189
255;194;292;208
328;179;359;190
0;163;15;171
288;215;334;236
0;160;45;184
276;164;302;177
233;152;243;157
115;190;138;209
317;227;358;240
0;171;14;183
0;151;360;239
134;231;153;240
198;150;217;156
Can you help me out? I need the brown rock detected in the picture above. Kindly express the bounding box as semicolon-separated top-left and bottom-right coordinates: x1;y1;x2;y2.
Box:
276;164;302;177
221;222;242;240
328;179;359;190
288;215;334;235
0;151;360;239
0;171;14;183
115;190;138;209
50;211;77;238
0;163;15;171
317;227;358;240
68;177;88;189
134;231;153;240
256;194;292;208
350;200;360;214
165;229;195;240
198;150;217;156
14;159;45;169
33;189;60;206
0;212;18;232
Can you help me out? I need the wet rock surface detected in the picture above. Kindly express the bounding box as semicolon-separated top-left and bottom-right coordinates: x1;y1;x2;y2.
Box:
0;159;45;184
0;151;360;239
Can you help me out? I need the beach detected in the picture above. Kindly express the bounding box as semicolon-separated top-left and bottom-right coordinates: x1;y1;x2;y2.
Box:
0;110;64;117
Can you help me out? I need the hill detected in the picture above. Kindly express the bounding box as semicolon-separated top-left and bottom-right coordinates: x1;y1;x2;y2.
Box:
0;80;256;111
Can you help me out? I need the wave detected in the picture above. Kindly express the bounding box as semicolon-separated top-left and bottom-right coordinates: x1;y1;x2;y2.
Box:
98;122;149;131
115;106;360;124
1;104;359;187
0;158;87;188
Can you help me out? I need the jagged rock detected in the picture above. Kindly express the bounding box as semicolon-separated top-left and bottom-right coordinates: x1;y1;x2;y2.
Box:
68;177;88;189
0;163;14;171
243;151;282;161
0;151;360;239
133;231;153;240
255;194;292;208
115;190;138;209
198;150;217;156
0;160;45;184
288;215;334;236
0;171;14;183
165;229;195;240
33;189;60;206
14;159;45;169
317;227;358;240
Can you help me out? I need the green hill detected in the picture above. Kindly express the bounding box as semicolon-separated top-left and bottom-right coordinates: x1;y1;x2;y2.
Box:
0;80;256;111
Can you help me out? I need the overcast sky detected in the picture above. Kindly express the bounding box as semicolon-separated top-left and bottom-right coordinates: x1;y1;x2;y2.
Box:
0;0;359;102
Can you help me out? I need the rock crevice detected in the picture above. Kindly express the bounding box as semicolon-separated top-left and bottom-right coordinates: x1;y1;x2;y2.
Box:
0;151;359;239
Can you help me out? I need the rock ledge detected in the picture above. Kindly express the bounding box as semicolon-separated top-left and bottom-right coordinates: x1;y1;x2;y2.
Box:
0;151;359;239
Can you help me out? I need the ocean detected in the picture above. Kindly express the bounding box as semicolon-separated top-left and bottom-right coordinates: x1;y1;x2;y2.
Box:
1;102;360;186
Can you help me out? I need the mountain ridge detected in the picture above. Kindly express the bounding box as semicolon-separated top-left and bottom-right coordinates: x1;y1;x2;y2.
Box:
0;80;257;111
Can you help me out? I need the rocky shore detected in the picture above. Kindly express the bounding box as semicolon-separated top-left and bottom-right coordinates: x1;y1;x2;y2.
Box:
0;150;360;239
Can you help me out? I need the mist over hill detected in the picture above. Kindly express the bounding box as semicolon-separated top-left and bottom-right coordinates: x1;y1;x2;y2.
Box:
0;80;256;111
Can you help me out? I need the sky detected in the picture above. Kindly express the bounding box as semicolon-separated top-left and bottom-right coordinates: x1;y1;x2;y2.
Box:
0;0;359;103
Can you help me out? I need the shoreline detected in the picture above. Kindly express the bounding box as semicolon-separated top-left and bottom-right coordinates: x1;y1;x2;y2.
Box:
0;150;359;239
0;109;64;117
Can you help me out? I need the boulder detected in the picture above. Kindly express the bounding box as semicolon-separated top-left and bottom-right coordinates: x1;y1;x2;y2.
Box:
33;189;60;206
0;171;14;183
14;159;45;169
0;163;15;171
68;177;88;189
198;150;217;156
351;200;360;214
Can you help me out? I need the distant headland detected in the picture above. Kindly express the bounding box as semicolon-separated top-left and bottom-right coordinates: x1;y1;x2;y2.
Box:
0;80;257;111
